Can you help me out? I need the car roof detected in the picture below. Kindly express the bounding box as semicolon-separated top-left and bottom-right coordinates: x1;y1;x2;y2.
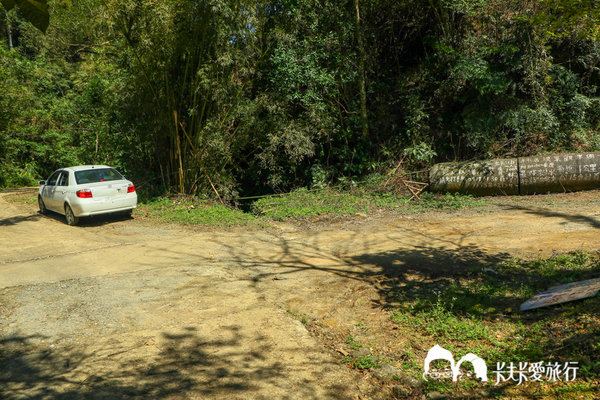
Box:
64;165;114;172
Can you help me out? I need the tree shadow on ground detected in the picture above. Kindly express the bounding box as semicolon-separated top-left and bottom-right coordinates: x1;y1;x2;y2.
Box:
204;224;599;322
501;204;600;230
0;214;42;226
207;224;600;379
350;237;600;367
0;326;351;400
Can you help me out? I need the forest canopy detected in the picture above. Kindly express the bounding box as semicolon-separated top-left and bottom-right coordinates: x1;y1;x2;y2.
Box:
1;0;600;197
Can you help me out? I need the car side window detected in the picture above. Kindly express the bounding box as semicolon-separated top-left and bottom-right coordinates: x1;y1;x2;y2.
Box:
47;171;61;186
58;171;69;186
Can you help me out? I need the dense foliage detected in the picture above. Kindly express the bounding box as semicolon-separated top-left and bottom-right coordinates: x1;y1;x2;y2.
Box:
1;0;600;196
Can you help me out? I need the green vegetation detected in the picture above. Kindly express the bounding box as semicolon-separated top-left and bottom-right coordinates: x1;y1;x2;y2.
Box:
3;182;489;227
385;251;600;396
2;0;600;198
2;4;600;393
352;355;381;370
345;335;363;350
283;307;312;327
124;181;488;227
341;354;382;370
253;187;485;221
140;197;256;228
253;188;371;220
272;246;599;398
391;302;491;343
5;179;599;399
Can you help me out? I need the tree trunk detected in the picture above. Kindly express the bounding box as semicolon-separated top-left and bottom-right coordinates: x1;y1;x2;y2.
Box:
6;11;13;50
354;0;368;139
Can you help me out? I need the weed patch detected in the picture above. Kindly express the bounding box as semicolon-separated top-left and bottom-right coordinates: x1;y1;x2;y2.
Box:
341;354;382;370
345;335;363;350
253;188;371;220
140;197;257;227
252;188;485;221
305;251;600;399
4;191;38;206
391;251;600;395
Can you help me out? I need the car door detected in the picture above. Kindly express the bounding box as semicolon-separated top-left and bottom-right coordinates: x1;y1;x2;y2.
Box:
52;171;70;213
41;170;61;211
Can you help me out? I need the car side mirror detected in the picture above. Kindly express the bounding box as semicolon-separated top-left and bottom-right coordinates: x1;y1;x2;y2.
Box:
38;180;46;185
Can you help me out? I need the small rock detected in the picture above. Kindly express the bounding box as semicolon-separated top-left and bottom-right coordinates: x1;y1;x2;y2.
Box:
372;363;404;383
392;385;411;397
400;375;424;389
426;392;447;400
293;320;308;335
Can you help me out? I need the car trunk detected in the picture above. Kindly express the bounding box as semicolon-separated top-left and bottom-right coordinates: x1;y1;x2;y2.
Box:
89;181;129;209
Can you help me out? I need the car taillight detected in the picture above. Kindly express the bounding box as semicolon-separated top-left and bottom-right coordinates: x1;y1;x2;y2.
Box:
76;189;92;198
127;184;135;193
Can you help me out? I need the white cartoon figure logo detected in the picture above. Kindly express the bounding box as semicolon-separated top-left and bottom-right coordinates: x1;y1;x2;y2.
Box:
423;344;488;382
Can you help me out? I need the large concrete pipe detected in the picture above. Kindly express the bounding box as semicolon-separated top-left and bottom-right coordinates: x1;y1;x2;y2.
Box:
429;158;519;196
429;151;600;196
519;152;600;195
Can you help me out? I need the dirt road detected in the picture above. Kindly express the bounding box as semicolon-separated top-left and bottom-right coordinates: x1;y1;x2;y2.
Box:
1;189;599;399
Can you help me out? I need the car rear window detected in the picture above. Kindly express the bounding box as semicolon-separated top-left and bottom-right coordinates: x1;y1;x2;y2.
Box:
75;168;124;184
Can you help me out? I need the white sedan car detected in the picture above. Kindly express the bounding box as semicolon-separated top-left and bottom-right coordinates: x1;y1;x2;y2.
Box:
38;165;137;226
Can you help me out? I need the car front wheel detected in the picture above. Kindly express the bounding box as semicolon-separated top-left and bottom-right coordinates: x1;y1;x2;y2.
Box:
38;196;47;215
65;204;80;226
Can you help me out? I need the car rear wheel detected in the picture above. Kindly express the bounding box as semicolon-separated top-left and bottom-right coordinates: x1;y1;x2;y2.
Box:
65;204;79;226
38;196;47;215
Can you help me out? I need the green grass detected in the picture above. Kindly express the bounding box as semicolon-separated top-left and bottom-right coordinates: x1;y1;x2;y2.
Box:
341;354;382;370
252;188;372;220
106;186;489;227
140;197;257;227
353;355;381;369
299;250;600;398
6;180;487;227
3;190;38;205
253;187;486;221
345;335;363;350
391;300;492;342
386;251;600;397
136;186;487;227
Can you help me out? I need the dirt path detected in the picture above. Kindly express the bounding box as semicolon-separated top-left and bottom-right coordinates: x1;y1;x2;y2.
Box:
1;189;599;399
